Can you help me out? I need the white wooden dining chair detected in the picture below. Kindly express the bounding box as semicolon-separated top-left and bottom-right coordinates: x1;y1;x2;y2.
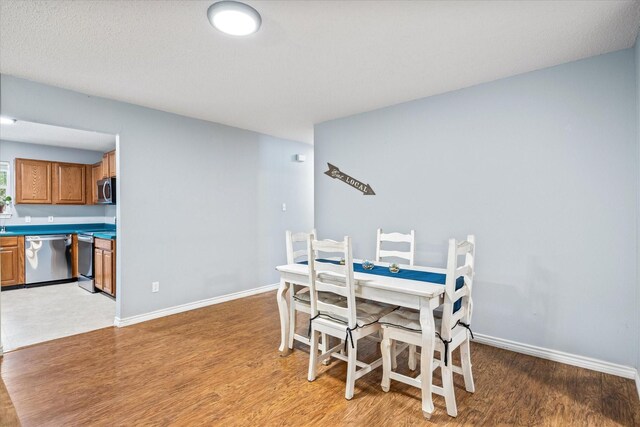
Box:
286;229;330;351
307;235;395;400
376;228;416;265
375;228;417;362
379;235;476;418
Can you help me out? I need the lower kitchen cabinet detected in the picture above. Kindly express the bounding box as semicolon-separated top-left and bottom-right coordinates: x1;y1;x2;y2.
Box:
0;236;25;287
94;238;116;297
103;250;114;295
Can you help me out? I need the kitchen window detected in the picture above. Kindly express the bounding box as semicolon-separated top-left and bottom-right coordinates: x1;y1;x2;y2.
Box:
0;161;9;200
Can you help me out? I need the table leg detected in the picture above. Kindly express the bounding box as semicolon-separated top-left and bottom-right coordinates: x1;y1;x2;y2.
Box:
277;278;291;355
419;297;436;418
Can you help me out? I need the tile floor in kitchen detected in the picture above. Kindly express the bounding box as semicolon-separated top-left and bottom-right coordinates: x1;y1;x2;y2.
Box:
1;282;115;351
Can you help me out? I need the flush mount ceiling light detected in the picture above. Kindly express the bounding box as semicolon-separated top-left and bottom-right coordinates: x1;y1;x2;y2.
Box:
207;1;261;36
0;117;16;125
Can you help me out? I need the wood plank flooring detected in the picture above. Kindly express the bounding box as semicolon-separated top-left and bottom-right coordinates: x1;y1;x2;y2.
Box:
1;291;639;426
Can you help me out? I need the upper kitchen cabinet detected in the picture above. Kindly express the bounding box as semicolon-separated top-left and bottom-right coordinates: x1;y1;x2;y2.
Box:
52;162;87;204
89;162;102;204
108;150;116;177
101;150;116;179
15;158;90;205
15;158;52;204
7;122;116;206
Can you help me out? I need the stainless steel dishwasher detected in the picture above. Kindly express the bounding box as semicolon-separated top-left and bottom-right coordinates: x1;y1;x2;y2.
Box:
77;233;95;292
25;235;73;285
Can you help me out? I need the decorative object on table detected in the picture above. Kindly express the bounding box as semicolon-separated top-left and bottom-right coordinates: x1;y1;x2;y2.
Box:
339;258;345;265
389;263;400;273
362;260;374;270
0;195;12;213
324;163;375;195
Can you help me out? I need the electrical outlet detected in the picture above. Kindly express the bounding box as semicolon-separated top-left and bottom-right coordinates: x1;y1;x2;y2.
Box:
25;216;31;223
282;203;286;212
48;216;54;223
152;281;160;293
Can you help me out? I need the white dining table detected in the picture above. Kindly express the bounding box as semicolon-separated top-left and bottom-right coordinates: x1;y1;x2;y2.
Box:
275;260;447;418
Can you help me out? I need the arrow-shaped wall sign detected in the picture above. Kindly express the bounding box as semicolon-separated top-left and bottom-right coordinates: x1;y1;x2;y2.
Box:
324;163;376;195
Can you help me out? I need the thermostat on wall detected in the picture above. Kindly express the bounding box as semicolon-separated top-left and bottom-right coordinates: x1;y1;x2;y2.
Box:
295;154;306;162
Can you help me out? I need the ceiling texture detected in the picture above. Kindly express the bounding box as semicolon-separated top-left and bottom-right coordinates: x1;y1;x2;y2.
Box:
1;0;638;144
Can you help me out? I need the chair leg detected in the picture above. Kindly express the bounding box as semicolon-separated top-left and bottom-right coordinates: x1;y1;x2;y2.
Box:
321;333;330;366
441;349;458;417
460;338;475;393
308;328;319;382
288;300;296;349
408;345;417;371
381;329;391;392
345;339;358;400
376;330;383;354
390;339;398;370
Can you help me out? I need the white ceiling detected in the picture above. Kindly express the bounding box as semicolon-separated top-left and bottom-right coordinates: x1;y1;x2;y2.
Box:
1;1;638;144
0;120;116;152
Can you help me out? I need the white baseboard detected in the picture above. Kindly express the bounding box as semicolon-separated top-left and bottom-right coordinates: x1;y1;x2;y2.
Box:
474;333;637;379
636;370;640;400
114;283;279;328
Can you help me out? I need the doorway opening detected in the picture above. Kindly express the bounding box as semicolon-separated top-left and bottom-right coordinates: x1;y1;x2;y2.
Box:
0;119;120;352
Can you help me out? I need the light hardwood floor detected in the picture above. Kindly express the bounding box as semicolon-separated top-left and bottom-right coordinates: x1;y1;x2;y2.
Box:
1;291;639;426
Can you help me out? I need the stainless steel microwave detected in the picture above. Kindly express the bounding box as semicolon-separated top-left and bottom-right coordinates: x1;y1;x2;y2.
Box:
97;177;116;204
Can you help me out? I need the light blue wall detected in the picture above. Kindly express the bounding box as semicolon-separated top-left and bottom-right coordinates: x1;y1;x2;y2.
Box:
635;37;640;375
258;137;314;284
315;49;637;366
0;75;313;319
0;139;107;224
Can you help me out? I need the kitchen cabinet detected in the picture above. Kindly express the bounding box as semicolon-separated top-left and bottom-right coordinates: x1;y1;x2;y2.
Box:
89;162;102;204
94;248;103;290
85;165;92;205
101;150;116;179
15;155;112;206
15;158;52;204
101;153;109;179
103;250;114;295
94;238;115;297
71;234;79;278
52;162;87;205
108;150;116;178
0;236;25;287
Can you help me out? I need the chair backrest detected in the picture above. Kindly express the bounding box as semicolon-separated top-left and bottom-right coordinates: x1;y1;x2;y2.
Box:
285;229;317;264
375;228;415;265
307;235;357;329
439;235;475;341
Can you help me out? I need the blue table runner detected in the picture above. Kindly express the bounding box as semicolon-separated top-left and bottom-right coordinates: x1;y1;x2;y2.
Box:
300;259;463;312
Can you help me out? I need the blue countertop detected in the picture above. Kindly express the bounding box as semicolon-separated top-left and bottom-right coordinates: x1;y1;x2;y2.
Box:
0;223;116;239
93;232;116;240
